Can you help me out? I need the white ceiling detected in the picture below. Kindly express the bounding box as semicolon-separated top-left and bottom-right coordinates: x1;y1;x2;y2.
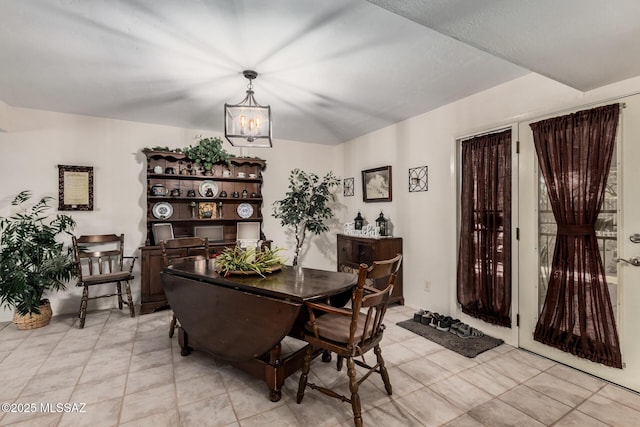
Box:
0;0;639;145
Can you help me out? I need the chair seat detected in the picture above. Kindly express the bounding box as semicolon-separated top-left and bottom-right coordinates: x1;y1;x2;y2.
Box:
305;312;373;344
78;271;133;286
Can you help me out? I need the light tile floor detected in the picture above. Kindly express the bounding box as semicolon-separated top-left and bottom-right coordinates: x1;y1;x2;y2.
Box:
1;305;639;426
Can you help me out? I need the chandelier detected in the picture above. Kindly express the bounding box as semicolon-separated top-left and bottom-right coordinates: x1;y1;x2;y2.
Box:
224;70;272;148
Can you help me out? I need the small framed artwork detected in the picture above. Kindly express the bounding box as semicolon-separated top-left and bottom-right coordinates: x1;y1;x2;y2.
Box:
58;165;94;211
198;202;217;219
343;177;354;197
362;166;392;202
409;166;428;192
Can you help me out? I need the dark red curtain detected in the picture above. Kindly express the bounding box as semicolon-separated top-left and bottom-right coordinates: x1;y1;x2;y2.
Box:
457;129;512;327
530;103;622;368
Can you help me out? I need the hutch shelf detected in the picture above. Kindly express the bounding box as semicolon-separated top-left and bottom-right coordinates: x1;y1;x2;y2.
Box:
140;150;267;314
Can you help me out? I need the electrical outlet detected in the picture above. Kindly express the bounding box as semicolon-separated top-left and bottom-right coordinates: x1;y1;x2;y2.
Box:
424;280;431;292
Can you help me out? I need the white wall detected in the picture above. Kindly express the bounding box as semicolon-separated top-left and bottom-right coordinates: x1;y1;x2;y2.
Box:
0;99;8;132
0;106;339;321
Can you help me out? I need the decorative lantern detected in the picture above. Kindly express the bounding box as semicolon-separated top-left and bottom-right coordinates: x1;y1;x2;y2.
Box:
376;211;388;236
354;212;364;230
224;70;272;148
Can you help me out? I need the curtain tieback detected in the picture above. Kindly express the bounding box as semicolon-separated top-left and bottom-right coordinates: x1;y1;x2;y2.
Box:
556;224;595;236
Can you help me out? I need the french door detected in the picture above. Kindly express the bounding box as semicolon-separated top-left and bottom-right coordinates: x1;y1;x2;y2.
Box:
455;126;519;346
518;95;640;391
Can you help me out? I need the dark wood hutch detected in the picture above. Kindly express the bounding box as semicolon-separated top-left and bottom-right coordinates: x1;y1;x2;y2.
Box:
140;150;266;314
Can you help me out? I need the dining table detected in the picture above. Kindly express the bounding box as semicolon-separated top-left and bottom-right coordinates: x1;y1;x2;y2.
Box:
161;259;357;401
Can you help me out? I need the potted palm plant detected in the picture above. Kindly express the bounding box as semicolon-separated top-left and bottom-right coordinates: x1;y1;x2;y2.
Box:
0;191;77;329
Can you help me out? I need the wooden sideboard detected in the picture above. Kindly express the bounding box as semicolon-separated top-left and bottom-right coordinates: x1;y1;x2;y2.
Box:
336;233;404;305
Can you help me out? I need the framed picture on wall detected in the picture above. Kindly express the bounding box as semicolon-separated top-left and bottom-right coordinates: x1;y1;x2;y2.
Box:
58;165;94;211
362;166;392;202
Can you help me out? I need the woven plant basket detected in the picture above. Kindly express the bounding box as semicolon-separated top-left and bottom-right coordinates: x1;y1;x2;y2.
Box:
12;300;53;330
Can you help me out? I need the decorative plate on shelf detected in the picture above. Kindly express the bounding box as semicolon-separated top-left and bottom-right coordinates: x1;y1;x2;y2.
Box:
152;202;174;219
236;203;254;219
199;180;218;197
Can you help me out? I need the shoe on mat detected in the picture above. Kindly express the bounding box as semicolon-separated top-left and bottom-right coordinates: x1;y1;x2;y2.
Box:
449;319;462;334
456;324;471;338
436;316;453;332
413;309;425;322
420;311;434;325
457;324;484;338
428;313;442;328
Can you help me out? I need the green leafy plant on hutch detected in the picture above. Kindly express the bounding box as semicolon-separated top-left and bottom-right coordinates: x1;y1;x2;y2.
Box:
0;191;77;329
182;136;230;173
272;169;341;266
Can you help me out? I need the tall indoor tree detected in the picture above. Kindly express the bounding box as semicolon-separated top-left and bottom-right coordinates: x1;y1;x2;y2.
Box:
273;169;340;266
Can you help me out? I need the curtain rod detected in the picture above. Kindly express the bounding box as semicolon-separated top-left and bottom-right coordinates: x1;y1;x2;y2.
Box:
458;126;512;143
457;93;632;142
522;94;632;126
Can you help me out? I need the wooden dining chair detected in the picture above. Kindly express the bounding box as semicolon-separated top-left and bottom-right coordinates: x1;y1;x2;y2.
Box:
72;234;137;329
296;254;402;427
160;237;210;337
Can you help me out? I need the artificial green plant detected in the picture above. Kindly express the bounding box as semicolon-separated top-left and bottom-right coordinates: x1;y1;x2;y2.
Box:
272;169;341;266
182;136;230;172
0;191;77;316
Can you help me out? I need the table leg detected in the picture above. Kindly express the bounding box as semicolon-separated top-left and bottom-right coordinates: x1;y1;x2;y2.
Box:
267;343;283;402
178;327;192;356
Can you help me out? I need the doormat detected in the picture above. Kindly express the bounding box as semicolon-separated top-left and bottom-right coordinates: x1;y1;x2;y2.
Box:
396;319;503;358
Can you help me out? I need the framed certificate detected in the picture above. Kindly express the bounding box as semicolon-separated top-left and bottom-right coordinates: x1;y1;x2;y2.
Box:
58;165;94;211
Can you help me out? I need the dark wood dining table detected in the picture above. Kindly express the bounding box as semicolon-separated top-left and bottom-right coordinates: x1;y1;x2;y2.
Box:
161;259;356;401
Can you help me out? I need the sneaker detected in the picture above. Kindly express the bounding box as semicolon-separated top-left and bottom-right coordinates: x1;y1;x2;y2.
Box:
436;316;453;331
449;319;462;334
457;324;484;339
428;313;442;328
420;311;434;325
413;309;425;322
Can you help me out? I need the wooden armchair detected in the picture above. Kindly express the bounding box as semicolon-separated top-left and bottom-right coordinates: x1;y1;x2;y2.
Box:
72;234;136;329
296;254;402;427
160;237;210;337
